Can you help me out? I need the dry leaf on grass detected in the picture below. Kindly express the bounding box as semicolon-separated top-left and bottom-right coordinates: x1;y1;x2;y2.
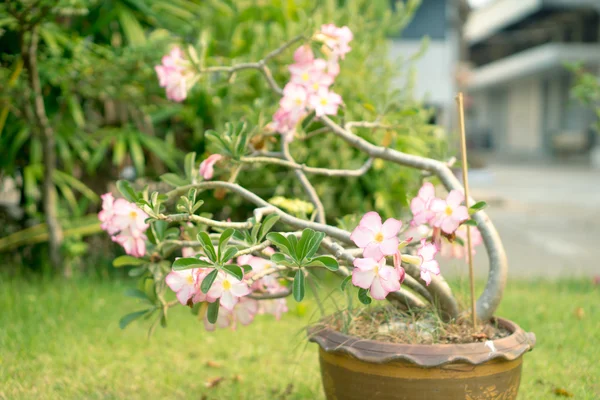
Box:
205;376;225;389
206;360;222;368
553;387;574;397
574;307;585;320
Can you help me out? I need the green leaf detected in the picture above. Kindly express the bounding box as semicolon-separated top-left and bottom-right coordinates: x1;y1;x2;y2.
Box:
250;223;261;242
151;220;168;242
302;229;326;261
358;288;372;305
218;228;234;259
240;264;252;273
297;229;314;261
206;301;220;324
113;255;146;268
160;173;189;187
258;214;280;240
270;253;295;267
172;257;214;270
287;235;298;258
128;266;147;277
197;232;217;262
306;255;339;271
116;180;137;202
184;152;196;181
469;201;487;211
220;247;239;265
293;269;305;302
201;269;219;294
462;219;478;227
119;309;151;330
266;232;292;256
340;276;352;291
124;288;149;301
222;264;244;280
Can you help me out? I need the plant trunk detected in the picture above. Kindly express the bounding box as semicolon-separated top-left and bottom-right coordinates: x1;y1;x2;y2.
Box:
22;27;65;275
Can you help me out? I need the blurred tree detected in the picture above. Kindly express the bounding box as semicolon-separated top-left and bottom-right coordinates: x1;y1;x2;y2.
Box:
0;0;446;274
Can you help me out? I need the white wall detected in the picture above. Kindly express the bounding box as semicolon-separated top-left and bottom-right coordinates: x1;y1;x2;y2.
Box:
388;39;457;127
506;77;543;152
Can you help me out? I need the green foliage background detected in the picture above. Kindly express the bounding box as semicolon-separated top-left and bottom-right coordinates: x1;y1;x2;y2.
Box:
0;0;446;267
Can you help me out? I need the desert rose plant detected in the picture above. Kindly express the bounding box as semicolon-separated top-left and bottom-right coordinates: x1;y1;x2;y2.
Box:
102;24;504;333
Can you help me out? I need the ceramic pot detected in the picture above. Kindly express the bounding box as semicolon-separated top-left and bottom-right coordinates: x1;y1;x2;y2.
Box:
309;317;535;400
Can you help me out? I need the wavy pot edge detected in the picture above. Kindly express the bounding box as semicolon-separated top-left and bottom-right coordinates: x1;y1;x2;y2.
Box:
308;317;536;368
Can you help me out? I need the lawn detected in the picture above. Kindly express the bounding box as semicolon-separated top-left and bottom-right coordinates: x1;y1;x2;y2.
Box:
0;275;598;399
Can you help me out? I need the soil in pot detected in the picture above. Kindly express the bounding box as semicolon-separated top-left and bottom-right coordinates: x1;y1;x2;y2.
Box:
319;306;511;345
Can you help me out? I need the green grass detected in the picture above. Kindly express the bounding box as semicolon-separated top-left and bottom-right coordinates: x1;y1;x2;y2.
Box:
0;276;598;399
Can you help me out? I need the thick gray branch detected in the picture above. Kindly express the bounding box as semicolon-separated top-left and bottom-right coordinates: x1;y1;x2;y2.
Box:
321;116;507;321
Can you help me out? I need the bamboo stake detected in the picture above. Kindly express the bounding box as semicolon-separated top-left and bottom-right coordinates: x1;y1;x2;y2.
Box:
456;92;477;329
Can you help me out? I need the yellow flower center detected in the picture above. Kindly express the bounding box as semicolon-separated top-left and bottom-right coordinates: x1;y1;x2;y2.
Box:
295;98;303;105
445;206;453;216
320;98;328;106
186;275;194;284
129;210;137;219
373;265;379;276
223;280;232;290
302;72;310;81
374;232;384;242
313;83;320;91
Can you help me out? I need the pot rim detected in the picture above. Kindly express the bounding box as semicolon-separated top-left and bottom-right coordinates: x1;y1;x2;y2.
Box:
308;317;536;367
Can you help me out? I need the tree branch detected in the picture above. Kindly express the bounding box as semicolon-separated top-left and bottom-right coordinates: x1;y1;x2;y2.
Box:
320;115;507;321
239;156;373;177
282;140;326;224
21;26;64;274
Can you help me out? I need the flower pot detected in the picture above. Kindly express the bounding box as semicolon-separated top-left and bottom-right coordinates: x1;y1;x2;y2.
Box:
309;317;535;400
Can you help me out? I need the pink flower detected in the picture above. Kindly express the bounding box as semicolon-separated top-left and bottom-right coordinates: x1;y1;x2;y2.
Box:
392;251;406;284
112;229;146;257
411;182;436;225
440;225;483;260
204;297;259;331
317;24;353;59
259;298;288;320
100;195;149;257
350;211;402;260
206;271;251;310
289;58;328;87
352;257;401;300
165;268;198;305
199;154;223;180
309;88;342;117
98;193;118;234
430;190;469;234
111;199;149;233
280;83;309;114
293;44;314;65
154;47;195;102
416;239;440;286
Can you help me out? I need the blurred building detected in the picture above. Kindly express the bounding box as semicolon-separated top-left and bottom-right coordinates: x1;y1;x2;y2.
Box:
465;0;600;158
389;0;469;129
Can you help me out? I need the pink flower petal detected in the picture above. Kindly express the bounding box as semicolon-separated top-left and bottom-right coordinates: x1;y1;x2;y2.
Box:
446;190;464;208
441;217;459;234
358;211;382;232
350;226;375;248
430;198;447;213
353;257;377;270
420;270;432;286
379;237;399;256
381;218;402;238
363;242;384;261
351;268;375;289
452;206;469;221
369;277;389;300
219;291;238;311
